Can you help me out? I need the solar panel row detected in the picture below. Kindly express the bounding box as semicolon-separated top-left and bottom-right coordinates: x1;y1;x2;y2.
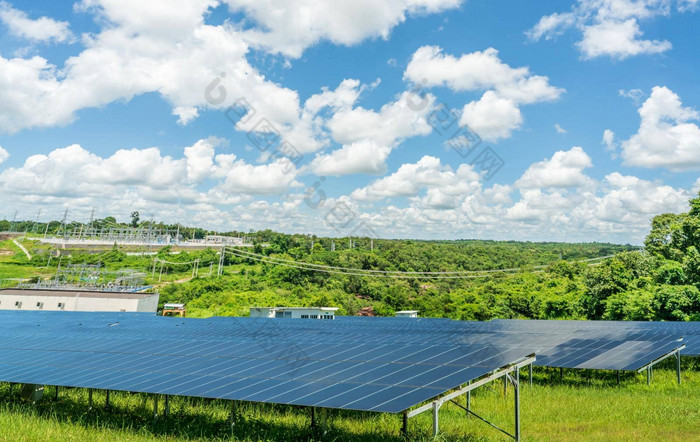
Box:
0;311;535;413
0;311;691;414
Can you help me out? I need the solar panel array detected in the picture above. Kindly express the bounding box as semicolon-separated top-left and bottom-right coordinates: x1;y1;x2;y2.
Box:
0;311;535;413
336;317;687;371
0;311;693;414
491;319;700;358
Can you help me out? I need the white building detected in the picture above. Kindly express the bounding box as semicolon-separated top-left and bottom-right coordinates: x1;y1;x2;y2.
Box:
395;310;419;318
203;235;245;246
0;288;159;313
249;307;339;319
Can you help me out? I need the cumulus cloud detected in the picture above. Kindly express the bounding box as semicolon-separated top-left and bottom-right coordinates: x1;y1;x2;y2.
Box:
620;86;700;170
603;129;617;151
0;139;299;211
577;18;671;59
459;91;522;142
0;1;73;43
0;146;8;165
516;147;594;189
223;0;463;58
404;46;563;103
404;46;562;141
527;0;696;59
555;123;567;134
310;90;437;175
351;155;481;205
309;141;392;176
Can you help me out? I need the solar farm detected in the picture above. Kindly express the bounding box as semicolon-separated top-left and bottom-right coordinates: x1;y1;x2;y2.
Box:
0;311;697;441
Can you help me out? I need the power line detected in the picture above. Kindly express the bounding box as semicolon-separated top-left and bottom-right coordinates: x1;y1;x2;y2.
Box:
226;246;615;277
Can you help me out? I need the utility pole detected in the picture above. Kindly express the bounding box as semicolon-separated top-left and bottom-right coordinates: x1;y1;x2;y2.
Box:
10;210;17;232
59;208;68;239
87;208;95;238
217;246;225;277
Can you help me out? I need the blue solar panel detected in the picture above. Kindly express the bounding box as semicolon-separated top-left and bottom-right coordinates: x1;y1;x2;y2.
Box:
0;311;535;413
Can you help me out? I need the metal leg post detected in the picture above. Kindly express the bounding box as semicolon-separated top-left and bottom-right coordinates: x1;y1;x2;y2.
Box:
432;402;439;437
153;394;159;418
676;350;681;385
515;367;520;442
401;412;408;438
164;395;170;416
647;367;651;386
106;390;111;409
88;389;93;409
529;364;533;387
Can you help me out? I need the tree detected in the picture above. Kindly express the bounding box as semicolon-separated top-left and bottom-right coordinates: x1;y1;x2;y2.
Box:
130;211;140;228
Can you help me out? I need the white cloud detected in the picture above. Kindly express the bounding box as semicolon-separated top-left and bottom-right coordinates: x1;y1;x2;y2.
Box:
555;123;567;134
459;92;522;142
516;147;593;189
0;146;8;164
0;139;298;210
603;129;617;151
577;18;671;59
309;141;392;176
404;46;562;141
592;172;690;224
0;1;73;43
311;90;437;175
621;86;700;170
404;46;563;104
619;88;645;104
223;0;463;58
527;0;696;59
351;155;480;203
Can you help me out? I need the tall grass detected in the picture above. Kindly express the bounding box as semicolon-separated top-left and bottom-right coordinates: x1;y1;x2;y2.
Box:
0;364;698;441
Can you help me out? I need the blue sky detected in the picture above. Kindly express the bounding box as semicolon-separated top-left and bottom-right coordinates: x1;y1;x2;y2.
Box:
0;0;699;244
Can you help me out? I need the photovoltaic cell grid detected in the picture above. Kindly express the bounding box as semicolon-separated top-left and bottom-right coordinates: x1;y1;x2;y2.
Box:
0;311;535;413
335;317;688;370
490;319;699;357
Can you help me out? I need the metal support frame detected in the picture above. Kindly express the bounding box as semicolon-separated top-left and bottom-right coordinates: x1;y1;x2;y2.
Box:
153;394;159;418
405;355;535;441
637;345;685;385
164;395;170;416
88;389;93;409
105;390;111;409
54;385;59;400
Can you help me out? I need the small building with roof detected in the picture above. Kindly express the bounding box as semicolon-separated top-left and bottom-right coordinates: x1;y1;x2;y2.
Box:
249;306;338;319
0;288;159;313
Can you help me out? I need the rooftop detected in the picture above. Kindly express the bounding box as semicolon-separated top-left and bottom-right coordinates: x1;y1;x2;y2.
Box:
0;288;157;300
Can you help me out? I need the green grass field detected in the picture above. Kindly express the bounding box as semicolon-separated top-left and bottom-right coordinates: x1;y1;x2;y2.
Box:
0;365;697;441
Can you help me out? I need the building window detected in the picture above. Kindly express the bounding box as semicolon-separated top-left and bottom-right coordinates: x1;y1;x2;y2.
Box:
301;314;309;319
36;302;44;309
57;302;65;310
310;314;318;319
15;301;22;309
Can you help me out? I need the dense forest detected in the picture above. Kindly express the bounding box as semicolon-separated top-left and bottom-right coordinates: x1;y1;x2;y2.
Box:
4;193;700;322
